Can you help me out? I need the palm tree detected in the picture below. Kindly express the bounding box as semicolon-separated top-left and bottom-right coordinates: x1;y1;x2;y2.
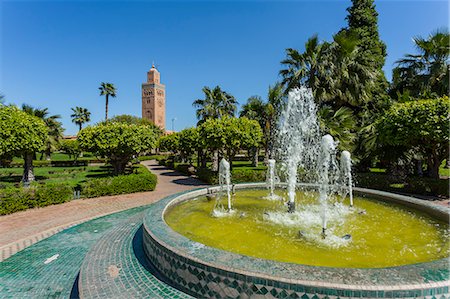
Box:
193;86;237;124
193;86;237;170
280;35;323;93
99;82;117;120
71;106;91;131
21;105;63;182
240;96;266;166
392;30;449;98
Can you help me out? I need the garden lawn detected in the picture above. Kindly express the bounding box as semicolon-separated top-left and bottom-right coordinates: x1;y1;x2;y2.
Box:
0;166;110;188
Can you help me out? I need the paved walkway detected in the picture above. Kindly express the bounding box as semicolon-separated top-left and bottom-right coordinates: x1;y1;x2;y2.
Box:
0;160;206;261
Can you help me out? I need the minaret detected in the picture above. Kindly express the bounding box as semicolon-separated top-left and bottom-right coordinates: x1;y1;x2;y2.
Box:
142;64;166;130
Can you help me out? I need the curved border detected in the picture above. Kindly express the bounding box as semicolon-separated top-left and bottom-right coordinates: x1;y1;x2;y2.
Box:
143;183;450;298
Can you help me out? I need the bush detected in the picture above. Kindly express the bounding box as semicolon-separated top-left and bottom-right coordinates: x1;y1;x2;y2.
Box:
81;165;157;198
197;168;218;185
175;164;196;176
355;173;449;197
232;168;266;183
138;155;167;161
0;183;72;215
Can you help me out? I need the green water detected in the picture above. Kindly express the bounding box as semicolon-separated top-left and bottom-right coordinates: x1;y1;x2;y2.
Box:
165;189;449;268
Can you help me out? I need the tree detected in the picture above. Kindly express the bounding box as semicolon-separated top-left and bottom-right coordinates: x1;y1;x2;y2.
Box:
22;104;64;161
0;106;48;183
78;122;157;174
280;35;323;93
391;30;449;98
178;127;201;164
240;96;266;166
158;133;180;154
199;117;262;169
318;106;357;152
193;85;238;170
193;86;237;124
59;139;81;160
71;106;91;131
109;114;163;138
99;82;117;121
377;97;449;179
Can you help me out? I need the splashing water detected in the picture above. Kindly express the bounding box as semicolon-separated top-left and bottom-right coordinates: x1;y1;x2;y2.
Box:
213;158;234;217
264;159;282;201
340;150;353;206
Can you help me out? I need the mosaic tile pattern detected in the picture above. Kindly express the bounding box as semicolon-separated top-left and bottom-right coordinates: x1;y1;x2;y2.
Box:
0;206;149;298
79;213;192;298
143;184;450;299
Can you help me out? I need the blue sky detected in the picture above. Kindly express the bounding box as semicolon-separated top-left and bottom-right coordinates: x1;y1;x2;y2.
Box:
1;0;448;135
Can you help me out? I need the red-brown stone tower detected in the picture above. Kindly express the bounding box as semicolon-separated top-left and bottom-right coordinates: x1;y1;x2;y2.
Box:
142;64;165;130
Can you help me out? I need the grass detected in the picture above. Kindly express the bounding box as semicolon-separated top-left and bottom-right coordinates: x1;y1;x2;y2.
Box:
0;166;112;188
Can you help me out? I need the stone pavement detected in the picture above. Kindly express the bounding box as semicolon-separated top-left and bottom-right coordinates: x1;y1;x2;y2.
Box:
0;160;206;261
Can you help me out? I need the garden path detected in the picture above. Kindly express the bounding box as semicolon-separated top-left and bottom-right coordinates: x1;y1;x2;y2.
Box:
0;160;206;261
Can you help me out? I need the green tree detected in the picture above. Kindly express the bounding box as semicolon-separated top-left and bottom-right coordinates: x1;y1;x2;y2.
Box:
318;106;357;152
240;96;266;166
391;30;449;98
199;117;262;169
78;122;157;174
71;106;91;131
99;82;117;121
178;127;202;164
109;114;163;137
280;35;323;92
158;133;180;154
193;86;237;124
0;106;48;183
377;97;449;179
59;139;81;160
22;104;64;160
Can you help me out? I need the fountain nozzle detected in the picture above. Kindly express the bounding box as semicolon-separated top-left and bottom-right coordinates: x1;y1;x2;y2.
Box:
321;228;327;239
287;201;295;213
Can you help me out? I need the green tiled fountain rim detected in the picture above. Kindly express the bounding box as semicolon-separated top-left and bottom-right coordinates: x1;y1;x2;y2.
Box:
143;183;450;290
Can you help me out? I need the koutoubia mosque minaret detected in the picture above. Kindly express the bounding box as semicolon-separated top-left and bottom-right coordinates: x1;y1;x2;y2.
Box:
142;64;166;130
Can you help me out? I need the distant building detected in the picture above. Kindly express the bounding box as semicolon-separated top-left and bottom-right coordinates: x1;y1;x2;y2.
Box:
142;64;166;130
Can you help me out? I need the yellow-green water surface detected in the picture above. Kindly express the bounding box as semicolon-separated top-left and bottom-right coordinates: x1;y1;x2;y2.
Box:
165;189;449;268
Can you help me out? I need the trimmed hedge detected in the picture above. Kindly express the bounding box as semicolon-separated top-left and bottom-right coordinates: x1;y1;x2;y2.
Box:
196;167;266;185
355;173;449;197
81;165;157;198
0;183;72;215
0;164;158;215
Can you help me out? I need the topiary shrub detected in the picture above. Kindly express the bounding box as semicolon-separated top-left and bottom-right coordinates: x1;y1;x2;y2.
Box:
232;168;266;183
81;165;157;198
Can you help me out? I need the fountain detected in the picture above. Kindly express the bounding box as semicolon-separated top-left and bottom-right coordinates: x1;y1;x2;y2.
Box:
341;150;354;206
264;159;281;201
212;158;233;216
142;87;449;298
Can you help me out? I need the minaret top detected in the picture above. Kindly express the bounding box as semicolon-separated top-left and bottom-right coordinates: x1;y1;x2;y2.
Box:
147;64;161;83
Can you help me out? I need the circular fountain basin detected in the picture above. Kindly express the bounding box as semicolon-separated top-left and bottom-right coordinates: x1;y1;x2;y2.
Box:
143;183;450;298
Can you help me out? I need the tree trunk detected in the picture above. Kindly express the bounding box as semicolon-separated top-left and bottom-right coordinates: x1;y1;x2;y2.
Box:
105;95;109;121
79;123;82;131
112;159;127;175
252;147;259;167
201;150;207;168
212;150;219;171
426;154;441;179
22;152;35;184
416;159;423;176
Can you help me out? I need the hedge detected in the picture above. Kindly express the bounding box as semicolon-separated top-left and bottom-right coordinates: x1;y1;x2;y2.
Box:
196;167;266;185
355;173;449;197
0;183;72;215
0;165;158;215
81;165;157;198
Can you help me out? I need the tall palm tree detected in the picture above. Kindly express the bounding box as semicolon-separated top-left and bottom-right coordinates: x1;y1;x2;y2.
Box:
193;85;237;170
71;106;91;131
99;82;117;121
193;86;237;124
21;105;63;182
280;35;323;93
240;96;266;166
392;30;449;98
